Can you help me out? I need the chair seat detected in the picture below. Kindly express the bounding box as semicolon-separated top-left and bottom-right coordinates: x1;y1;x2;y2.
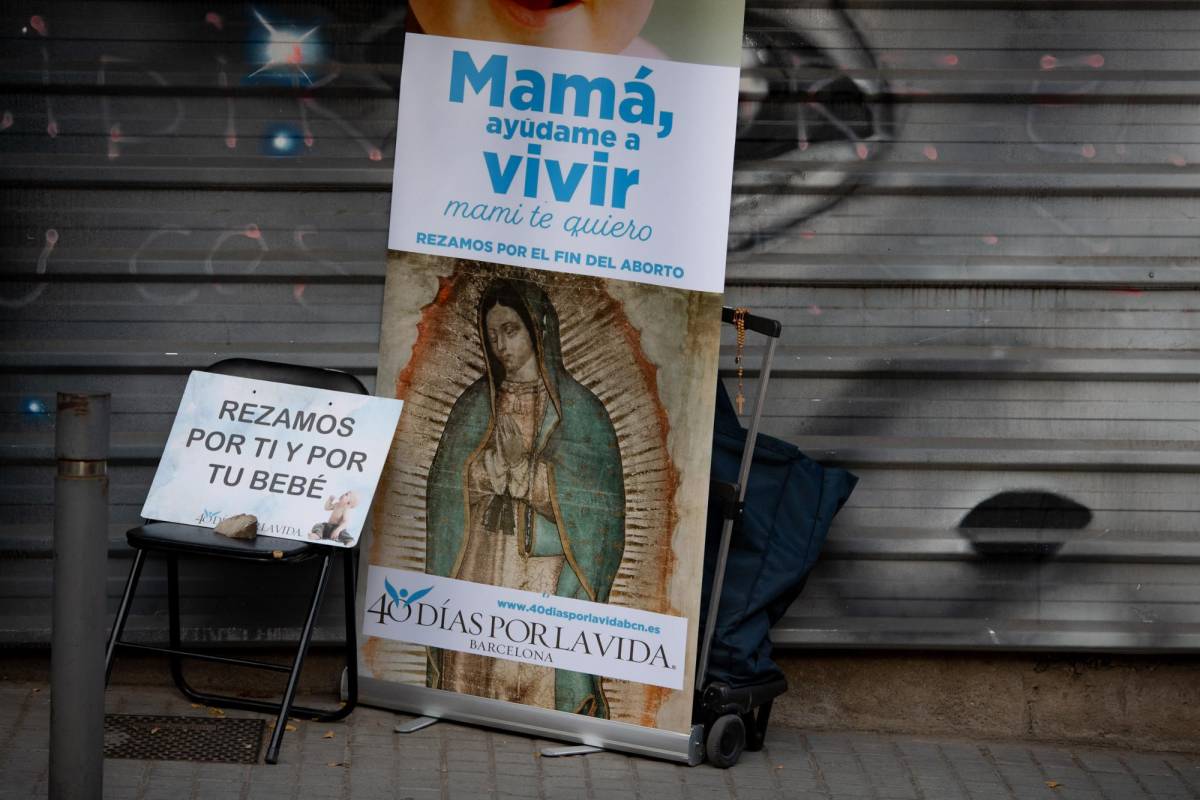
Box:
128;522;318;563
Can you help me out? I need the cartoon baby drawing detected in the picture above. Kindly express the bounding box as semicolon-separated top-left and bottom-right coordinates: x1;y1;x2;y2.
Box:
310;491;359;545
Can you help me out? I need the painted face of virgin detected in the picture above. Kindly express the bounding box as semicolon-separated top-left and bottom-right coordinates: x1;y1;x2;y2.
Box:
409;0;655;55
486;303;537;381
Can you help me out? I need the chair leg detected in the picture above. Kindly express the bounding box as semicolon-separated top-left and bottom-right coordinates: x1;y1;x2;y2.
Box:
165;554;192;698
266;553;333;764
163;553;235;711
105;549;146;686
164;552;228;708
339;548;359;716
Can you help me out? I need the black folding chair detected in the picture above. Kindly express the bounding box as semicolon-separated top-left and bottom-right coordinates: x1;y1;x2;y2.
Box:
104;358;364;764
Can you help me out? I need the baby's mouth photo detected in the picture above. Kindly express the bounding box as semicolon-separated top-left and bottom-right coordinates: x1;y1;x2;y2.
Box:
494;0;584;27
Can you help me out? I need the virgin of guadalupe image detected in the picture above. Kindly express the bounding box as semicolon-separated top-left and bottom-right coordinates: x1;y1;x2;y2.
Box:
424;278;626;718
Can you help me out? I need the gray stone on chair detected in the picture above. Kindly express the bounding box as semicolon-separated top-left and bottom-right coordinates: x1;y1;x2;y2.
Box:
214;513;257;540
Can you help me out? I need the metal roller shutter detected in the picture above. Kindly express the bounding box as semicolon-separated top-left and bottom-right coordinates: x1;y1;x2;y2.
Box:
2;1;1197;650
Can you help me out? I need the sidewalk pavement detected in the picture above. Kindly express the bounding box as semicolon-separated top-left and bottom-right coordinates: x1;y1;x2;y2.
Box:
1;681;1197;799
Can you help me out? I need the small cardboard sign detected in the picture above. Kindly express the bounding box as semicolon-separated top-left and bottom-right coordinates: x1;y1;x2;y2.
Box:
143;371;403;548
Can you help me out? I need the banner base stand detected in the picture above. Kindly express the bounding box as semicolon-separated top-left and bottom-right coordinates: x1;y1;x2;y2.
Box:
541;745;603;758
360;677;704;765
394;716;438;734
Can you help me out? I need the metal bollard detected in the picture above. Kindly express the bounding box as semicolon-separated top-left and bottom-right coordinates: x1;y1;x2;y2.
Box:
51;393;110;800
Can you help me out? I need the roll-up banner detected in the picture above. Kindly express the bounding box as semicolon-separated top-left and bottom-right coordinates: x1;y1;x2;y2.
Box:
359;0;746;763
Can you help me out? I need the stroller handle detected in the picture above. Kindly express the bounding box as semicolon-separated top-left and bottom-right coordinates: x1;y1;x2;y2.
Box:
721;307;781;339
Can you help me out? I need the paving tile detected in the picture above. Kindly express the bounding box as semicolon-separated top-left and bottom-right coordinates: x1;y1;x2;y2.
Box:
1091;775;1149;799
852;737;898;755
593;791;635;800
943;744;987;761
1055;789;1103;800
635;778;687;798
806;734;858;753
724;787;783;800
1058;753;1111;775
916;777;965;791
395;791;444;800
986;745;1035;766
1040;767;1098;787
497;791;541;800
245;787;311;800
682;768;732;785
447;772;496;791
494;779;540;797
1138;772;1193;796
0;784;43;800
192;780;246;799
1124;755;1181;777
102;770;145;790
1029;747;1082;769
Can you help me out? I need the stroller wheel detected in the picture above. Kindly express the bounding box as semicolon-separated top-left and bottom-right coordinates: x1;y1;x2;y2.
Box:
705;714;746;768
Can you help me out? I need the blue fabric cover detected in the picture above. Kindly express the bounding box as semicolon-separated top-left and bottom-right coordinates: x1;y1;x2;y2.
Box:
700;382;857;687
